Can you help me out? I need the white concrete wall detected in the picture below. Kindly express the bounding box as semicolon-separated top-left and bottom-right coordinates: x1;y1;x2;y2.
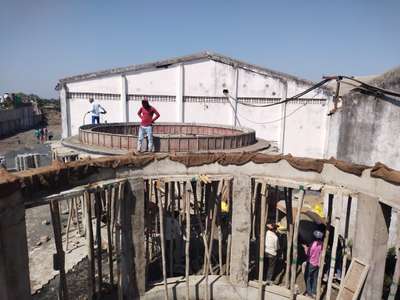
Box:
126;67;177;95
62;58;331;157
67;76;121;93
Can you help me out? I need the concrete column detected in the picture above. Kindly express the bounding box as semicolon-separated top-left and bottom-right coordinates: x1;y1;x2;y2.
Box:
121;75;128;122
60;85;71;138
353;193;391;300
0;190;31;300
230;175;251;286
279;80;288;154
230;67;239;127
176;64;184;122
120;178;145;298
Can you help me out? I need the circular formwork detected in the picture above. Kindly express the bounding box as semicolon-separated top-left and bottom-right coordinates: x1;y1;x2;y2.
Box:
79;123;257;152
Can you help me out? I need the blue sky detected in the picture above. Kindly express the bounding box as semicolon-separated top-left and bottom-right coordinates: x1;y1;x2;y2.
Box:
1;0;399;98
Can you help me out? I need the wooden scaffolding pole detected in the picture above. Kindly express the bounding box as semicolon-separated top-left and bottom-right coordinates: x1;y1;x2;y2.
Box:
105;187;114;286
290;187;305;299
388;209;400;300
191;180;210;300
156;185;169;300
95;190;103;294
316;193;333;300
284;187;294;288
218;180;224;275
50;199;69;300
185;182;191;300
115;183;123;300
258;183;268;300
326;216;340;300
84;191;95;299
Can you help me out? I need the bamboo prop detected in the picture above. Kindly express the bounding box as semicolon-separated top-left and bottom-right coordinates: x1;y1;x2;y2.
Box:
203;183;211;274
251;179;256;240
388;209;400;300
341;196;352;283
74;197;82;235
115;184;123;300
316;193;333;300
157;185;169;300
326;216;340;300
185;183;191;300
81;195;86;237
275;186;279;223
144;180;150;282
225;180;232;275
95;190;103;294
65;198;73;251
284;187;293;288
218;180;224;275
191;181;211;269
177;182;182;225
49;200;69;300
105;187;114;286
206;181;221;276
167;182;174;278
290;187;305;299
258;183;268;300
84;191;95;299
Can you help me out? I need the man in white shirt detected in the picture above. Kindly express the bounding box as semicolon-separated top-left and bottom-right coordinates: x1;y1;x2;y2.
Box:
88;98;106;124
265;223;279;282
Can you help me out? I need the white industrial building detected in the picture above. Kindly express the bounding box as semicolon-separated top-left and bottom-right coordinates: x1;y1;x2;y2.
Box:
57;52;333;157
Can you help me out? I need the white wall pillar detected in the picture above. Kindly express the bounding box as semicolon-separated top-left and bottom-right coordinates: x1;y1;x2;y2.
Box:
176;64;184;122
60;85;71;138
120;75;128;122
279;80;288;153
230;67;239;126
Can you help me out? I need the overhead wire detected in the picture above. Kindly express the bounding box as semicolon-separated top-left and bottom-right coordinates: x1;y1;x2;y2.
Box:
225;74;400;126
232;77;332;108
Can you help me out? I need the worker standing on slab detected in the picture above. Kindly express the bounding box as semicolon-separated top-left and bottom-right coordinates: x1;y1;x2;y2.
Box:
137;99;160;152
265;223;279;283
88;97;106;124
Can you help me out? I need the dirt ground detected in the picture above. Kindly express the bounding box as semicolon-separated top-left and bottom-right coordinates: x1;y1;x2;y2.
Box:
0;107;61;169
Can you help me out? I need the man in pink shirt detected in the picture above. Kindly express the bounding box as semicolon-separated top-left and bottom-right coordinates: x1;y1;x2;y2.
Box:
304;230;323;298
137;99;160;152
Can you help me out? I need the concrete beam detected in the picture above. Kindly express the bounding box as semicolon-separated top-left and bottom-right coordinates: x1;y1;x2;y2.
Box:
176;64;184;123
0;190;31;300
353;193;391;300
60;85;71;138
121;75;128;122
279;80;288;153
230;67;239;127
230;175;251;286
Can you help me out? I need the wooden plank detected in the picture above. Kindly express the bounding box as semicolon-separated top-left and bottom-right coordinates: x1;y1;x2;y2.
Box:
326;216;340;300
337;259;369;300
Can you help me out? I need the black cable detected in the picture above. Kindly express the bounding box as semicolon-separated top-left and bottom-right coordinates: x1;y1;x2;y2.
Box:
233;78;333;108
340;75;400;98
